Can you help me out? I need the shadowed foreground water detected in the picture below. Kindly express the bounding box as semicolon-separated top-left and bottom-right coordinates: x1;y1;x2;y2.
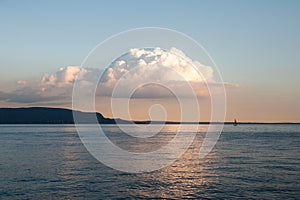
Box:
0;124;299;199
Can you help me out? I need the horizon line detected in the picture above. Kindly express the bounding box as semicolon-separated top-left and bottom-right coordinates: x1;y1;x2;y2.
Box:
0;106;299;124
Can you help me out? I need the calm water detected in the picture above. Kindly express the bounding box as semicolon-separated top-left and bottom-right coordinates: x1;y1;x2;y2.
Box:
0;124;299;199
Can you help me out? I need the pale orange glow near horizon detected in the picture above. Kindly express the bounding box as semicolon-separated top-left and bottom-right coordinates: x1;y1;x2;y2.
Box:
1;88;299;123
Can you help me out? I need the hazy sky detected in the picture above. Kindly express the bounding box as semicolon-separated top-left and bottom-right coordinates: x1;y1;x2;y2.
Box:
0;0;299;122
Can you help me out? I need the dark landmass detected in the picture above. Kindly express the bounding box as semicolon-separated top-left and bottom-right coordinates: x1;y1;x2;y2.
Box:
0;107;117;124
0;107;299;124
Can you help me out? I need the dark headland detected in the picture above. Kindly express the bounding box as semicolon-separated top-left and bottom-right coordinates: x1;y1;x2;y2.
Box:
0;107;298;124
0;107;116;124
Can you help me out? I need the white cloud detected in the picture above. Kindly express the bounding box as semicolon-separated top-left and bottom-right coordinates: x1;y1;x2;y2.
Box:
106;47;214;83
0;47;238;103
97;47;232;98
0;66;101;103
41;66;81;89
16;80;27;85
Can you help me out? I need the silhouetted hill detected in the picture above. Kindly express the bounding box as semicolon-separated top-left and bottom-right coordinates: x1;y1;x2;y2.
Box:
0;107;117;124
0;107;298;124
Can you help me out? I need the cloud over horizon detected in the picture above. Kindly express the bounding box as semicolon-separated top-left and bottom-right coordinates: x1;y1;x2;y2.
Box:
0;47;238;103
0;66;99;103
98;47;235;98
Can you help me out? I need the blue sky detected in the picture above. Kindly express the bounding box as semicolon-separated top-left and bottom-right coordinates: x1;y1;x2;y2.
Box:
1;0;299;81
0;0;299;121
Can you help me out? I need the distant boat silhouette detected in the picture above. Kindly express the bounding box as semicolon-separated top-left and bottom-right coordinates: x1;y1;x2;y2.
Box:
234;119;238;126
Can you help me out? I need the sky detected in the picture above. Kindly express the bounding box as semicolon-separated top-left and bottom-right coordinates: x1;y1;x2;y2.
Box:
0;0;299;122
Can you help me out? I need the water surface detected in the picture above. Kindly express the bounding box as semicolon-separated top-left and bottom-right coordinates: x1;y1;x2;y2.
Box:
1;124;299;199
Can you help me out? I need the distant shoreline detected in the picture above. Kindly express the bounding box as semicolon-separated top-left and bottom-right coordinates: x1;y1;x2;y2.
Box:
0;107;299;125
0;122;299;125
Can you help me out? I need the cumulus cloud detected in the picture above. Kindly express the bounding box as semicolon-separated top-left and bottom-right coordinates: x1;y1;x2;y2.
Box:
0;66;101;103
97;47;233;98
16;80;27;85
41;66;82;89
0;47;238;103
102;47;214;83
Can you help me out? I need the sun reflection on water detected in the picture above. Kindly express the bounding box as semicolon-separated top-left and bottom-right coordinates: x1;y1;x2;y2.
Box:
56;124;220;198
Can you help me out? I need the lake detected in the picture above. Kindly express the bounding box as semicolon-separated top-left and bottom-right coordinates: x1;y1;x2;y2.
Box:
1;124;299;199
